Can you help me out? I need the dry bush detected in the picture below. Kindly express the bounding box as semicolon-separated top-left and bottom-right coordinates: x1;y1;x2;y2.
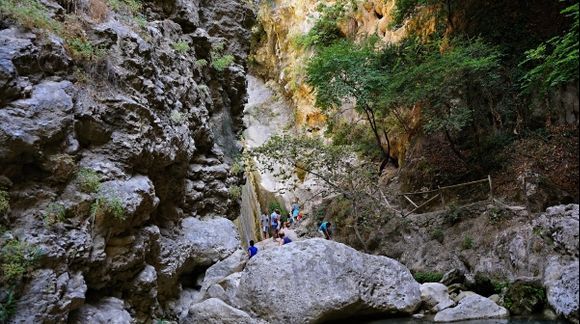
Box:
89;0;108;22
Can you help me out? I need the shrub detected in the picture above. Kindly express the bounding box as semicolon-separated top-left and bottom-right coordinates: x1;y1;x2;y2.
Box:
170;110;186;123
0;240;41;284
195;59;208;68
66;37;107;62
0;288;16;322
228;186;242;200
0;0;61;32
44;203;66;226
230;159;244;176
0;190;9;216
77;168;101;193
107;0;141;14
462;235;474;250
211;54;234;71
413;271;444;283
172;41;190;53
91;196;126;221
431;227;444;243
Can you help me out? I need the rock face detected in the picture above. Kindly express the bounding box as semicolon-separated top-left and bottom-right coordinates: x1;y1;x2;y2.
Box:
0;0;254;321
235;238;422;323
184;298;259;324
433;294;509;322
544;257;579;323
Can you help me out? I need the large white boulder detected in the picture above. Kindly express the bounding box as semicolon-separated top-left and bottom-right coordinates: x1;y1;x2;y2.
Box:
235;238;421;323
434;294;508;322
420;283;455;312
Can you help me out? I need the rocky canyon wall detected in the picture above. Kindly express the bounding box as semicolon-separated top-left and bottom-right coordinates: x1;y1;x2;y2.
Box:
0;0;254;321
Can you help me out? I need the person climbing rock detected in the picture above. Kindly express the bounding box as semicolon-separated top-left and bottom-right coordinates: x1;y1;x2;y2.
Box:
319;221;332;240
248;240;258;258
291;199;300;222
278;232;292;245
270;209;280;238
260;210;270;239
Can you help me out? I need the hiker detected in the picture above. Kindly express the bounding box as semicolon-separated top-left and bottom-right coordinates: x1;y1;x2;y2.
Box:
270;209;280;238
291;200;300;221
278;232;292;245
260;210;270;239
319;221;332;240
248;240;258;258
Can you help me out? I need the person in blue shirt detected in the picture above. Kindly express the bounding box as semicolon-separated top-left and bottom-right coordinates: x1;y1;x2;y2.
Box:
248;240;258;258
278;232;292;245
319;221;332;240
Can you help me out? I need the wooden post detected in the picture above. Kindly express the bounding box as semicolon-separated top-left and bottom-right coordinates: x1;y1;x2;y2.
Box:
439;186;446;208
488;175;493;200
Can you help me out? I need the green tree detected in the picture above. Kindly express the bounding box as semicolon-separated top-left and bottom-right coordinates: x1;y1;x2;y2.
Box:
251;134;401;250
306;38;397;172
520;3;579;95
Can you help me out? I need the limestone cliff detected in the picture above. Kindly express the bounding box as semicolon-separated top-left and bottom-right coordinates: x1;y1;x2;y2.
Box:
0;0;254;321
250;0;405;130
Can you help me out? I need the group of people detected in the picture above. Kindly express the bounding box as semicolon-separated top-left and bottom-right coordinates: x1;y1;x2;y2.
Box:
248;200;333;259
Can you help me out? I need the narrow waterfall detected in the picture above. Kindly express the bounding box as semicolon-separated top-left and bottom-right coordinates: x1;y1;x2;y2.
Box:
236;75;293;246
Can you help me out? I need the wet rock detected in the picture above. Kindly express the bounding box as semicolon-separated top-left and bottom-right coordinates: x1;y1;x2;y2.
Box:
420;283;455;313
434;294;509;322
236;239;421;323
69;297;132;323
184;298;261;324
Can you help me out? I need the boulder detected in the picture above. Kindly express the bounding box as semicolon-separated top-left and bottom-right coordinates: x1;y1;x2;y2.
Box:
543;257;579;323
69;297;132;323
533;204;579;257
206;272;242;306
440;269;465;286
420;283;455;312
183;298;262;324
236;239;421;323
434;294;509;322
200;248;247;292
156;216;241;299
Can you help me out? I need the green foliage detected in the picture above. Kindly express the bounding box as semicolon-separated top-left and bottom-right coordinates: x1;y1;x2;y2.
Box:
67;37;107;62
195;58;208;68
0;240;41;284
0;190;9;216
430;227;444;243
77;168;102;193
0;288;16;322
443;204;462;224
108;0;142;14
520;3;579;95
170;110;186;123
230;159;244;176
44;203;66;226
295;1;349;49
0;0;61;32
504;283;546;315
209;42;235;71
268;201;288;215
413;271;443;283
172;41;190;53
328;121;383;161
228;186;242;200
461;235;474;250
91;196;126;221
381;38;503;136
212;55;234;71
